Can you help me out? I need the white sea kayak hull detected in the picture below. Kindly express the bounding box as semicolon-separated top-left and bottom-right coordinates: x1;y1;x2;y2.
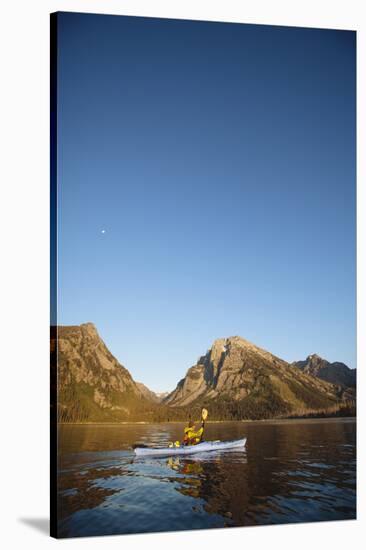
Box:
134;437;246;457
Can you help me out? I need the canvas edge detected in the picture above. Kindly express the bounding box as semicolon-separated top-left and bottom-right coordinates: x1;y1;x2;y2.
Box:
50;11;59;540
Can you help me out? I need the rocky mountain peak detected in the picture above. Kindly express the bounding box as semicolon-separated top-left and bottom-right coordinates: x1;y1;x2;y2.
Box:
292;355;356;390
81;322;98;336
54;323;159;422
164;334;350;412
306;353;325;363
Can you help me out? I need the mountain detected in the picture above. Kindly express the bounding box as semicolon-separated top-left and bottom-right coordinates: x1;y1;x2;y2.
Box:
164;336;350;419
135;384;170;403
52;323;159;422
292;354;356;393
135;382;164;403
156;391;170;401
52;325;355;423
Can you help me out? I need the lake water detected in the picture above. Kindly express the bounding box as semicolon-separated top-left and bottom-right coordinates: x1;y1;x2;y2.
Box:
57;418;356;537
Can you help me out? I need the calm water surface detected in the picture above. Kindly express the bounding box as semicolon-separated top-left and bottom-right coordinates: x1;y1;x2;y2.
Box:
58;418;356;537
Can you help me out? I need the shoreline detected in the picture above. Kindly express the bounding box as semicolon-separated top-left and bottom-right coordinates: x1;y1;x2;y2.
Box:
58;416;356;426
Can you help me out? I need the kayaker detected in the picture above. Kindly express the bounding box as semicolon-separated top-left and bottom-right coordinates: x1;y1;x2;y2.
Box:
183;418;205;446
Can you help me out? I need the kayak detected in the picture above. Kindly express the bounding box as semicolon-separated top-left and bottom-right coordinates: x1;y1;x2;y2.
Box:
134;437;246;457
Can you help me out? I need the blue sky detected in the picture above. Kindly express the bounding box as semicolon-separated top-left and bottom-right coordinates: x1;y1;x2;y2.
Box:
56;13;356;392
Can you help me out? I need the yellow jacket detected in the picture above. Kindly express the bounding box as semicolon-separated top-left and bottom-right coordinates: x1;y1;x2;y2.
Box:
183;424;204;445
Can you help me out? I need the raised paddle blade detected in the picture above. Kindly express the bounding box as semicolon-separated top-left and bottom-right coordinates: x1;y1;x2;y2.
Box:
201;408;208;421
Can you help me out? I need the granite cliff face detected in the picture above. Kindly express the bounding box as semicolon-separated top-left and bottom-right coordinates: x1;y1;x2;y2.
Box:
292;354;356;389
164;337;348;417
52;323;157;422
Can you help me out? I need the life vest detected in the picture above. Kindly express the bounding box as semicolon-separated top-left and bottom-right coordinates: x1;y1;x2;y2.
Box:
183;425;203;445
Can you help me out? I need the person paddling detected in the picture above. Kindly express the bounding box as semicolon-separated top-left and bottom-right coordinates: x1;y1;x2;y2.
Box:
183;408;208;446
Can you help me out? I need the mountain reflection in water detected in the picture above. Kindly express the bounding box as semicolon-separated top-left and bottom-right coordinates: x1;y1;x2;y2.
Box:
57;419;356;537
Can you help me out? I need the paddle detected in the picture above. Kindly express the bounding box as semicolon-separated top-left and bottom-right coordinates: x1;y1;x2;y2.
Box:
200;408;208;442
